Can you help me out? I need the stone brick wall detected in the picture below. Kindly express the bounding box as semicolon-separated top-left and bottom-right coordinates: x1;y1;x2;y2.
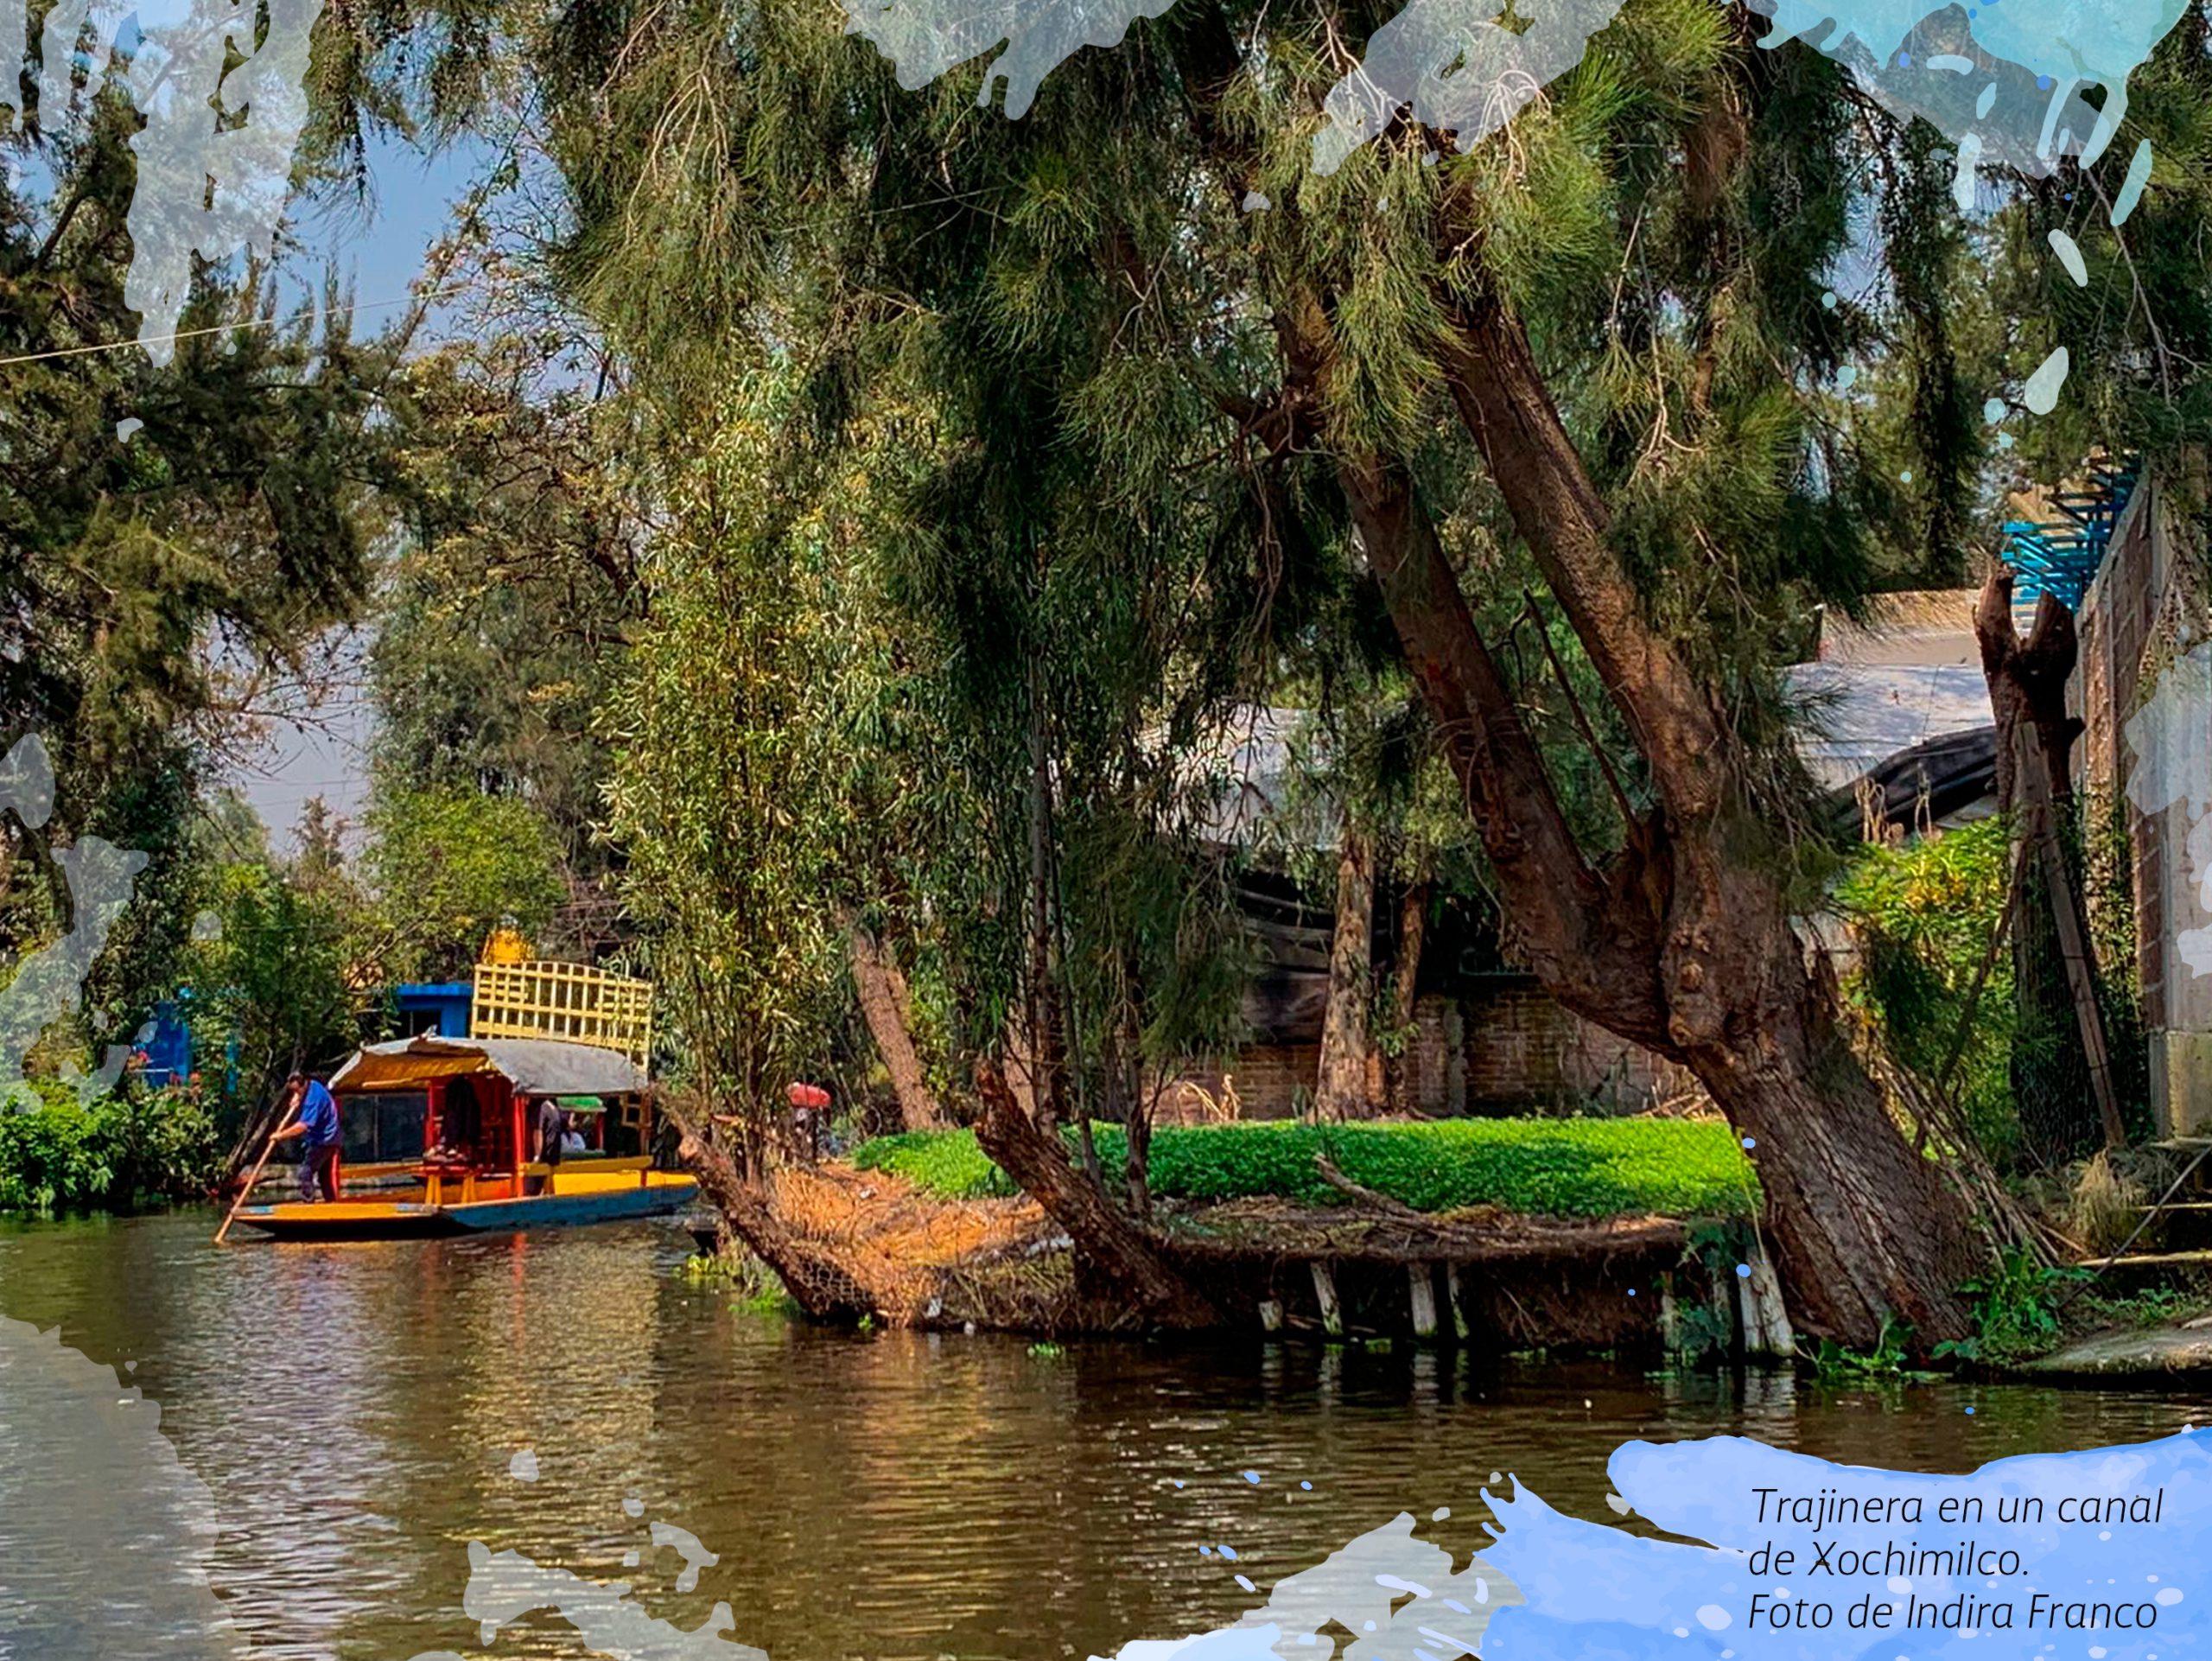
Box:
1155;981;1694;1120
1457;983;1693;1113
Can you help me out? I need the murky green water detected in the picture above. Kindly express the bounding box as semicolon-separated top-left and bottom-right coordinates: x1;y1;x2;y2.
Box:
2;1209;2209;1661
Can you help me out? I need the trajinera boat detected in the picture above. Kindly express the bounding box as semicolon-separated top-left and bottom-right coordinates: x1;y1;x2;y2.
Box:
228;1034;697;1241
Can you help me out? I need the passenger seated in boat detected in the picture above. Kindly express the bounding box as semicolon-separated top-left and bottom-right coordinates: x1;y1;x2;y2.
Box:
562;1122;587;1155
527;1098;568;1195
427;1079;482;1168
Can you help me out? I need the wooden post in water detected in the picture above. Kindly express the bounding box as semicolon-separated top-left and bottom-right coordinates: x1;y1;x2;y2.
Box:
1310;1261;1344;1338
1657;1271;1684;1356
1444;1263;1471;1343
1408;1263;1440;1340
1258;1299;1284;1334
1740;1244;1796;1359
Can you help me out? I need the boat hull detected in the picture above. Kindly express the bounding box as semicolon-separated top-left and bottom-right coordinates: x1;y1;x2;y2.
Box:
232;1172;699;1241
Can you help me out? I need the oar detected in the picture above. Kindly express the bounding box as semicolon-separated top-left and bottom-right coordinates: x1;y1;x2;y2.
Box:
214;1094;302;1245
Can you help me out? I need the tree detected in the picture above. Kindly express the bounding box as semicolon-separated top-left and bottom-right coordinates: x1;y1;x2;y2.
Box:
318;0;2039;1340
360;786;566;982
368;320;651;923
600;389;852;1174
187;856;357;1128
847;922;944;1130
0;67;419;1074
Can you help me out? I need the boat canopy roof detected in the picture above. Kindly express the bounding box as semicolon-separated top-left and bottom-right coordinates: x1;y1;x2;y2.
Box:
330;1035;650;1098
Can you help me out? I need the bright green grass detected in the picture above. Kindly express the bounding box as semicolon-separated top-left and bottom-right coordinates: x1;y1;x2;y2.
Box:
849;1118;1757;1220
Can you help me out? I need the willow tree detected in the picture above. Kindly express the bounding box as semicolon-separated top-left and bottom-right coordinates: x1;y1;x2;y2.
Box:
315;0;2084;1338
598;389;859;1173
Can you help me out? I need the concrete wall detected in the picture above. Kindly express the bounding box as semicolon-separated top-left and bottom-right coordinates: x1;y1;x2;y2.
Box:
2075;480;2212;1136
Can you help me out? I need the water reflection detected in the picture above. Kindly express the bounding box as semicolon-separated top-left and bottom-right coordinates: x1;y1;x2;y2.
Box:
1;1212;2209;1660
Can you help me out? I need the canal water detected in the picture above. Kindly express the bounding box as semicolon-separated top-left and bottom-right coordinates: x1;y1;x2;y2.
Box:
3;1209;2209;1661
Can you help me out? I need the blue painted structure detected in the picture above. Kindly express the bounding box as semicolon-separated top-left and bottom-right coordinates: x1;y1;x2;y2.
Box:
2005;455;2140;610
394;982;474;1039
138;997;193;1087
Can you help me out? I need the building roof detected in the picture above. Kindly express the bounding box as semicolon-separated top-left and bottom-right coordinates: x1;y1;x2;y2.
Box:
1817;589;1985;665
1785;659;1996;792
1171;704;1338;850
330;1035;649;1097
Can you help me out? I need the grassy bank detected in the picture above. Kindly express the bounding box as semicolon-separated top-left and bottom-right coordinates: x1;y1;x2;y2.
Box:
852;1118;1757;1220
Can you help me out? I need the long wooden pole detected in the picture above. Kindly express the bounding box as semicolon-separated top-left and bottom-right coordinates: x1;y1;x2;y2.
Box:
214;1095;302;1245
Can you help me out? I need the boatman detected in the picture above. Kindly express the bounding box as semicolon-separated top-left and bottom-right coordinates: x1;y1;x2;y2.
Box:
268;1072;341;1203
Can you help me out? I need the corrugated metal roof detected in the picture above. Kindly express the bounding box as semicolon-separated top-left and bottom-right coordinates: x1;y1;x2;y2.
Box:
1168;703;1338;850
331;1035;649;1097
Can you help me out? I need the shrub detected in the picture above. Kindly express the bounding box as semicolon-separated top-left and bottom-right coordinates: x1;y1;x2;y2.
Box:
1835;818;2018;1159
852;1118;1757;1219
0;1080;222;1213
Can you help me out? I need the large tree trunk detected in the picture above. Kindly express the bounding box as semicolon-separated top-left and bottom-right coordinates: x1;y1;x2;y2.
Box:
1976;570;2082;811
1336;426;1983;1347
1314;827;1375;1119
847;923;944;1130
974;1059;1217;1327
675;1118;875;1321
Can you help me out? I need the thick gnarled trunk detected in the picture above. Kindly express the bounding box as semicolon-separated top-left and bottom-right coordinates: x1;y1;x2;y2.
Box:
1975;569;2112;1162
1335;308;1985;1347
1385;866;1431;1113
676;1118;874;1321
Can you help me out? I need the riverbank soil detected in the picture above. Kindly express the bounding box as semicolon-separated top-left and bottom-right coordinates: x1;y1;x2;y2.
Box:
706;1155;1698;1347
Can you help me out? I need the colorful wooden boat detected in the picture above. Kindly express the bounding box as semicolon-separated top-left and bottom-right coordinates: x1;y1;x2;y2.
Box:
231;1034;697;1241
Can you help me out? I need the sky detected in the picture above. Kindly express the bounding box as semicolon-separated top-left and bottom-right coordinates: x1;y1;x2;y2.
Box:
229;133;486;850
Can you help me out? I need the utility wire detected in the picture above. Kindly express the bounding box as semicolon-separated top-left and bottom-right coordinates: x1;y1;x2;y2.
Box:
0;282;474;369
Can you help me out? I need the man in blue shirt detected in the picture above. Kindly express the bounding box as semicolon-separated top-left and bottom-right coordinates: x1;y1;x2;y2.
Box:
268;1072;341;1202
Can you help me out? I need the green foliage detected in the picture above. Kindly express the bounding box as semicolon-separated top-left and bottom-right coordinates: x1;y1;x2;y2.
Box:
186;860;357;1116
601;387;854;1154
855;1119;1757;1219
1835;818;2017;1157
854;1126;1013;1199
0;85;418;1047
363;786;567;982
1933;1246;2088;1364
1808;1320;1936;1382
2081;1286;2202;1330
0;1079;220;1213
369;326;648;896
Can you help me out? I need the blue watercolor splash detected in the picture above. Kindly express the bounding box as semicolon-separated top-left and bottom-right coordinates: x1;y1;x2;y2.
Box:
1751;0;2186;175
1098;1431;2212;1661
1481;1432;2209;1661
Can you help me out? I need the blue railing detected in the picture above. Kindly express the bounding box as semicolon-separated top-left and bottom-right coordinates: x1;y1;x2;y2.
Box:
2003;455;2140;610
